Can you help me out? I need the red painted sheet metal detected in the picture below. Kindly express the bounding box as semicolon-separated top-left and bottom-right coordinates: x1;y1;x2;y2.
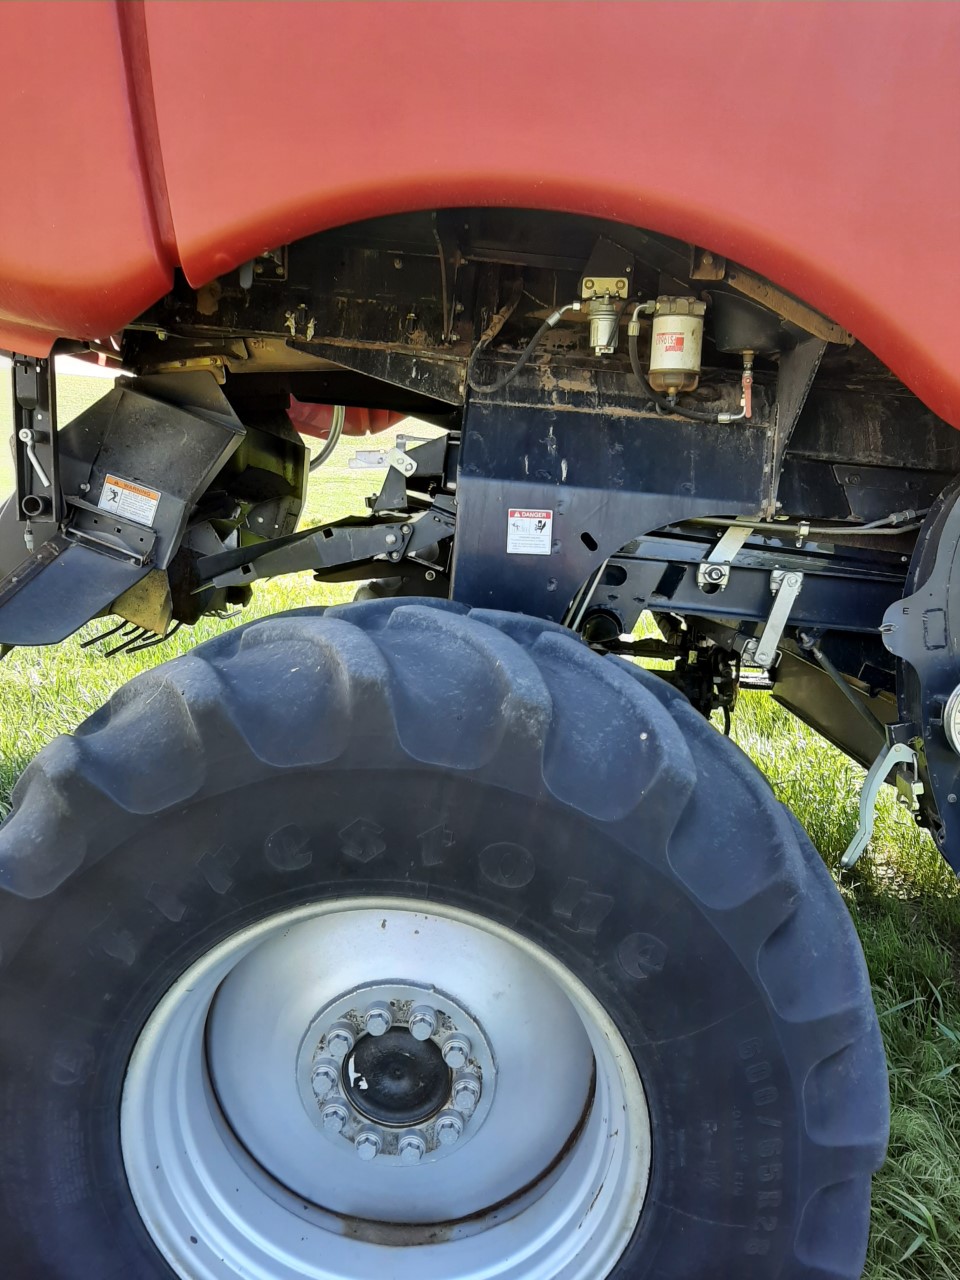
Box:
0;2;958;429
0;2;170;353
288;400;404;440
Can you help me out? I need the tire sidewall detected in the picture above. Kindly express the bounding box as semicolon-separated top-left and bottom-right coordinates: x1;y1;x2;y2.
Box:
1;761;802;1280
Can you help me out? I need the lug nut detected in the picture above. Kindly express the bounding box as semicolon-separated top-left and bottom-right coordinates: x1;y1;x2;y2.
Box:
311;1058;340;1099
441;1035;471;1069
363;1002;393;1037
354;1129;382;1161
452;1075;481;1115
408;1005;438;1041
435;1111;464;1147
321;1102;349;1134
325;1023;355;1061
398;1133;426;1165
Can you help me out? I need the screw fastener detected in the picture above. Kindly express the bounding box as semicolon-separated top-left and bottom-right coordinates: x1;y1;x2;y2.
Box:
435;1111;464;1146
355;1129;382;1161
441;1035;471;1069
452;1076;481;1115
408;1005;438;1041
326;1024;355;1061
321;1102;349;1134
363;1002;393;1037
311;1059;340;1099
398;1134;426;1165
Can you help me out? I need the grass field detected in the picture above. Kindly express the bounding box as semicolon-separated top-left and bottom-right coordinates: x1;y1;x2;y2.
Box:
1;377;959;1277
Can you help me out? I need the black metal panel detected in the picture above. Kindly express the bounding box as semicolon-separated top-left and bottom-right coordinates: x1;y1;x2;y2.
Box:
764;336;826;515
291;341;465;406
11;355;62;534
776;456;851;519
776;457;957;523
789;384;960;473
0;538;149;646
832;463;954;522
452;385;770;621
882;480;960;869
770;647;894;770
0;373;247;647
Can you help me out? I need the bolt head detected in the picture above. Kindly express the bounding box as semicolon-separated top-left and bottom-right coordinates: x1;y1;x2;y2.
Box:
321;1102;348;1134
363;1002;393;1037
311;1060;340;1099
354;1130;382;1161
326;1024;355;1061
435;1111;464;1147
441;1035;471;1069
408;1005;438;1041
452;1077;481;1115
398;1134;426;1165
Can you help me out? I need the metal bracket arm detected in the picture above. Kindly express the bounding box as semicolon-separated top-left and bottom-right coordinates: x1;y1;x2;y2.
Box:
841;741;918;869
748;570;804;669
696;524;753;591
197;506;457;589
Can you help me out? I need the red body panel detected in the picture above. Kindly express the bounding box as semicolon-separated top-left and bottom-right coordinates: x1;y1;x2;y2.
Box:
1;2;959;425
289;401;404;440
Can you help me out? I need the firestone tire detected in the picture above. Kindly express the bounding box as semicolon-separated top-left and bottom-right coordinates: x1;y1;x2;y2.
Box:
0;600;888;1279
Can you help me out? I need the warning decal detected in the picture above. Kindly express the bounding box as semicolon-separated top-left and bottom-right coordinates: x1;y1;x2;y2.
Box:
507;508;553;556
97;474;162;527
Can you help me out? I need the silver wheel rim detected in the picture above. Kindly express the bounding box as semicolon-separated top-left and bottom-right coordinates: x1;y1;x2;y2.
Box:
122;898;651;1279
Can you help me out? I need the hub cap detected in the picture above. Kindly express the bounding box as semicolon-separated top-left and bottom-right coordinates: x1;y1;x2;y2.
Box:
121;899;651;1279
343;1026;450;1125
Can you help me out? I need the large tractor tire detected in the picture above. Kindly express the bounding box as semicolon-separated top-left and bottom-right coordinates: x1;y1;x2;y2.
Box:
0;601;888;1280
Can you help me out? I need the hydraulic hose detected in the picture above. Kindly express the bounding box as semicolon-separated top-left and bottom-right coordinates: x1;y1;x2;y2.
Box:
467;301;581;394
693;513;926;538
627;326;726;423
308;404;346;472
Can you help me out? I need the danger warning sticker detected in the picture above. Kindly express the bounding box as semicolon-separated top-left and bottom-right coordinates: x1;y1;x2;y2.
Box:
97;474;162;527
507;508;553;556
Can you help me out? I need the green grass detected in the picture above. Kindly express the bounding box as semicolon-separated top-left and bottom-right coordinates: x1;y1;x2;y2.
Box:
1;378;959;1277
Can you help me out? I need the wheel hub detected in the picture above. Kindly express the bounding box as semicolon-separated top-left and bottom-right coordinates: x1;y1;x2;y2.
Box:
297;980;495;1164
122;899;651;1279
